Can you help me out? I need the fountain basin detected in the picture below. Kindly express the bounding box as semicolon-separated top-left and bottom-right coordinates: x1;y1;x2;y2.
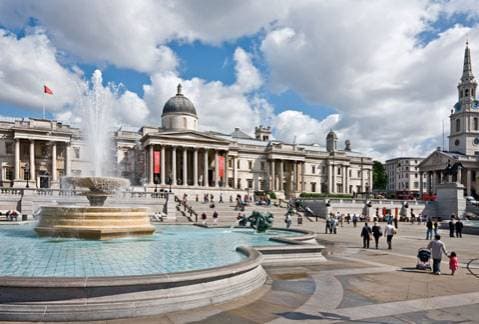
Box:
35;206;155;240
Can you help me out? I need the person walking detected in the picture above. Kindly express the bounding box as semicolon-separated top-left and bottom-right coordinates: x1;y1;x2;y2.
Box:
448;218;455;238
427;234;448;275
426;218;433;240
449;251;459;275
433;220;439;236
384;222;395;250
325;217;331;234
331;217;337;234
352;214;358;227
361;223;372;248
371;221;383;249
455;219;464;238
285;213;292;229
212;211;218;225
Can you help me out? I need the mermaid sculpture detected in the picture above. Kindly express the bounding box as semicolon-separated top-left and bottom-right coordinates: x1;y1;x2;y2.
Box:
247;211;274;232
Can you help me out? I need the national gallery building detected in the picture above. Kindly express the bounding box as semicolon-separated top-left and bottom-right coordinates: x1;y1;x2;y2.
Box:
0;85;373;198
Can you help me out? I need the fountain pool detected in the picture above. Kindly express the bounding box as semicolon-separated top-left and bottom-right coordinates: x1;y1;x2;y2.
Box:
0;224;296;277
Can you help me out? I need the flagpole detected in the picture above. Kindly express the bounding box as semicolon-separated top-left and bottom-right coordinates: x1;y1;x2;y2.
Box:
42;91;46;119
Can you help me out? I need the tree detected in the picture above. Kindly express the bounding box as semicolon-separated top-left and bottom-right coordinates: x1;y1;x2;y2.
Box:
373;161;387;190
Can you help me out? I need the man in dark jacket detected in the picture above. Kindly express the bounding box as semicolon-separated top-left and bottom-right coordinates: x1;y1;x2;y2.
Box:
361;223;372;248
455;219;464;238
426;219;433;240
448;218;455;238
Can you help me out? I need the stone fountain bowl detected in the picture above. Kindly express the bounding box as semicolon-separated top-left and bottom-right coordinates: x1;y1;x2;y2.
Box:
62;176;130;194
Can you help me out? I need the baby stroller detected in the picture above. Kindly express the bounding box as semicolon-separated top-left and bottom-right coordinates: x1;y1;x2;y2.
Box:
416;248;431;270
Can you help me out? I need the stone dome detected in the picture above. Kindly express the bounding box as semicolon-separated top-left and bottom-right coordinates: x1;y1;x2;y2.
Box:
326;129;338;139
162;84;197;117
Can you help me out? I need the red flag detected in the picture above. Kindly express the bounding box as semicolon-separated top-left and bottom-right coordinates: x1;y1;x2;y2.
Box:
218;156;225;178
43;85;53;95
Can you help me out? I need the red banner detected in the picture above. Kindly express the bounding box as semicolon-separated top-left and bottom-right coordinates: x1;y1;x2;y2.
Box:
218;156;225;178
154;151;160;174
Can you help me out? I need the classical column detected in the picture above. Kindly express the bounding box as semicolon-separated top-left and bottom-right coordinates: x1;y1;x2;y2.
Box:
328;163;333;193
224;151;229;188
160;146;166;185
51;142;57;182
292;161;297;192
279;160;284;191
214;150;219;187
182;148;188;186
419;172;423;195
172;146;177;186
457;167;462;185
342;166;346;193
466;169;472;196
204;149;209;187
193;148;198;187
29;140;35;184
233;156;238;189
270;160;275;191
427;172;432;193
148;145;154;185
14;138;20;180
345;166;349;193
65;143;71;176
301;162;306;192
331;164;336;193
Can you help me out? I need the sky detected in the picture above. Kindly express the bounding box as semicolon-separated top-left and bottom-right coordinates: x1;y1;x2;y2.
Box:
1;1;479;161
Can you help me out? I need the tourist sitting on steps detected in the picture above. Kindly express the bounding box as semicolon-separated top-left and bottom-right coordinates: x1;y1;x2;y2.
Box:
201;212;207;225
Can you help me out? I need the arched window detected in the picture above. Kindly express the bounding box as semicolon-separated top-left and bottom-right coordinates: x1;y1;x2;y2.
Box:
466;89;470;97
456;118;461;132
460;90;463;98
183;117;187;128
474;117;478;131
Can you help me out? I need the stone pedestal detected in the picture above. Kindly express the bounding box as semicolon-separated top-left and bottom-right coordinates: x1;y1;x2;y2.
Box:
436;183;466;220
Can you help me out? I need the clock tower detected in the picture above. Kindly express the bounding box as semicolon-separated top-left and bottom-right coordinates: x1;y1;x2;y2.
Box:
449;42;479;155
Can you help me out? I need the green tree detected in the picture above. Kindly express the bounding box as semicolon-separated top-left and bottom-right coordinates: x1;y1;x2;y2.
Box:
373;160;387;190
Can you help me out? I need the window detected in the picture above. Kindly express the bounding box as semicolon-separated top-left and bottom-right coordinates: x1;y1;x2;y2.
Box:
260;161;265;171
228;159;232;168
456;119;461;132
337;167;341;175
5;167;13;180
358;170;361;177
248;160;253;170
73;147;80;159
237;159;241;169
236;178;241;189
312;165;316;174
183;117;187;128
337;184;343;193
474;118;478;131
414;181;419;188
322;166;326;174
460;90;463;98
247;179;253;189
311;182;316;192
259;180;265;190
349;169;352;177
5;142;13;154
415;173;418;178
466;89;470;97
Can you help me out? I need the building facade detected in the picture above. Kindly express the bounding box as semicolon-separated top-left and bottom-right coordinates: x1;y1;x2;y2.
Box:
419;42;479;197
385;157;425;194
1;84;373;197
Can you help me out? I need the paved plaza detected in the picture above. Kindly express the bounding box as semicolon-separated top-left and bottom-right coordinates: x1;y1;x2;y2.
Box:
62;220;479;324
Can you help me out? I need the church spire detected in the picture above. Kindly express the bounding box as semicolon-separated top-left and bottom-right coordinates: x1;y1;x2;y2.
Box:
462;41;474;82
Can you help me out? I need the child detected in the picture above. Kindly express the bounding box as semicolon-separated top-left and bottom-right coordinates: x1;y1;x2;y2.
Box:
449;251;459;276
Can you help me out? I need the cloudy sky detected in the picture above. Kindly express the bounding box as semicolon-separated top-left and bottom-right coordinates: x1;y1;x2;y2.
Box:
0;0;479;160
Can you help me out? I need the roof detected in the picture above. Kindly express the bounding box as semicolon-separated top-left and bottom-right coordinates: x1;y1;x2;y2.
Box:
230;128;253;139
161;84;197;117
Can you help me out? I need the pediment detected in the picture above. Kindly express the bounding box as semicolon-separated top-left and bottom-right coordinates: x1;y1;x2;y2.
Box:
147;130;231;145
418;151;457;171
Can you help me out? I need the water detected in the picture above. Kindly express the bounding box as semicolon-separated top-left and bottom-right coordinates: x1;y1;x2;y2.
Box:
0;225;295;277
77;70;115;177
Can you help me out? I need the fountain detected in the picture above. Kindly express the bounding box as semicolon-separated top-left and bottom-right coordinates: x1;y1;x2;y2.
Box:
35;176;155;239
34;70;155;239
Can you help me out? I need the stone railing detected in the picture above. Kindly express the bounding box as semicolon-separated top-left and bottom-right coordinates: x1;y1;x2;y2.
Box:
0;188;23;196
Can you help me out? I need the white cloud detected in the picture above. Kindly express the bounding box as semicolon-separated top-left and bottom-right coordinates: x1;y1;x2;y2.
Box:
0;29;82;111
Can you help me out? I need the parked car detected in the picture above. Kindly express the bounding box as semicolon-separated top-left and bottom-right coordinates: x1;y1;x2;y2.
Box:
465;196;479;206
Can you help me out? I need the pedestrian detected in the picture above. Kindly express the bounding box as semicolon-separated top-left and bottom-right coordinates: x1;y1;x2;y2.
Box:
361;222;372;248
371;221;383;249
212;210;218;225
285;213;292;229
331;217;337;234
384;222;395;250
353;214;358;227
448;218;455;238
433;220;439;236
393;216;398;229
427;234;448;275
426;218;433;240
195;194;199;202
449;251;459;276
219;193;223;203
339;214;344;227
201;212;207;225
346;213;351;224
325;217;331;234
455;219;463;238
417;213;422;225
